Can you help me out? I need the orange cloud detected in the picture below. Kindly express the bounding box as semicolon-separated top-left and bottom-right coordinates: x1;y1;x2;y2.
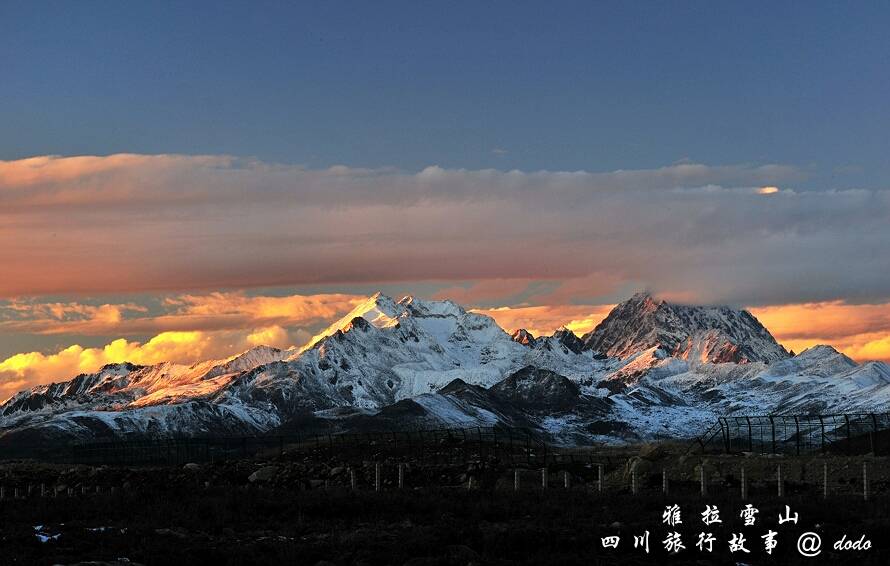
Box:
1;153;836;302
750;301;890;362
473;304;614;338
0;327;298;402
0;292;365;336
1;301;148;334
0;291;368;400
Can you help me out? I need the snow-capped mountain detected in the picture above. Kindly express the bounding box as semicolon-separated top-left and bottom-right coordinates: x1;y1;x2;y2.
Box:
581;292;789;363
2;292;889;447
212;293;610;415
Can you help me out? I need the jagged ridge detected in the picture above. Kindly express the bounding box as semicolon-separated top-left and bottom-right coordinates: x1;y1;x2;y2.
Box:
581;292;789;363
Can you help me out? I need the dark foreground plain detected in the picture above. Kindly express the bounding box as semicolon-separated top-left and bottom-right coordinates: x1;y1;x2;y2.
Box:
0;457;888;566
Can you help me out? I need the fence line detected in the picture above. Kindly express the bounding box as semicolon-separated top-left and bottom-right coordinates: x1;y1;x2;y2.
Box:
0;455;882;501
691;413;890;455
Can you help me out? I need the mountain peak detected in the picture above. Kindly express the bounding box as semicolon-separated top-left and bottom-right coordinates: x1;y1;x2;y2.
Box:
581;294;789;363
297;292;402;353
511;328;537;346
794;344;857;369
398;295;465;317
763;344;858;378
629;290;658;302
798;344;845;358
550;328;584;354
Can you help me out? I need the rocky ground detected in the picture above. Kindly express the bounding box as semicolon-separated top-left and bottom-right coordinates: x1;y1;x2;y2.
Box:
0;445;888;565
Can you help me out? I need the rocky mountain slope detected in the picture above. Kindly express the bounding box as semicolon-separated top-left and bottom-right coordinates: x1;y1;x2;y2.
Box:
1;292;888;447
581;292;789;363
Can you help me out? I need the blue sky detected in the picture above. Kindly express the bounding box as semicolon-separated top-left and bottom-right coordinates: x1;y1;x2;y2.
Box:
3;1;889;188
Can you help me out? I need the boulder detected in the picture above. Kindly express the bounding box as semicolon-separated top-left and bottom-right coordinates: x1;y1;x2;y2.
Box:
248;465;279;483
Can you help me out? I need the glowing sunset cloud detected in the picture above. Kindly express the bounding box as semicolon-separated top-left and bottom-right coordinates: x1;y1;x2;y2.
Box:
473;304;615;338
0;292;367;399
750;301;890;361
5;153;873;305
757;185;780;194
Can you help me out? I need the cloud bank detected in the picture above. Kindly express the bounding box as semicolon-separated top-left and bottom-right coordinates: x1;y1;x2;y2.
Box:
0;291;365;400
4;153;888;307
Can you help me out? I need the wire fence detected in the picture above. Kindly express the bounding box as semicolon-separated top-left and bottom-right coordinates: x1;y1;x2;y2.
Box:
0;455;884;501
6;412;887;475
691;413;890;455
611;457;886;500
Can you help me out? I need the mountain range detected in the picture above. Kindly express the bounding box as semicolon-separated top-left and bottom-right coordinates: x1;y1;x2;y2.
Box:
2;292;890;447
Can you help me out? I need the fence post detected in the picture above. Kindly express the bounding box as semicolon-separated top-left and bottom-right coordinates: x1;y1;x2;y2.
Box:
631;469;637;495
662;469;668;495
870;414;877;455
350;468;356;490
770;416;776;455
398;463;404;489
541;468;548;490
794;417;801;456
741;466;747;499
514;469;520;491
597;464;603;493
564;470;570;489
863;461;869;501
823;462;828;498
523;430;532;467
700;464;707;497
777;464;783;497
41;483;46;498
375;462;381;492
